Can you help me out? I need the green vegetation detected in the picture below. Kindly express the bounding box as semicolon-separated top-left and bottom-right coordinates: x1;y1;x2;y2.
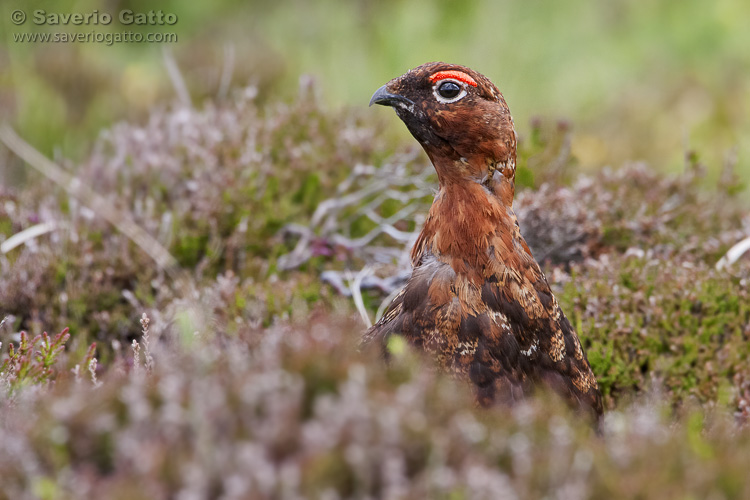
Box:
2;0;750;497
2;0;750;173
1;89;749;497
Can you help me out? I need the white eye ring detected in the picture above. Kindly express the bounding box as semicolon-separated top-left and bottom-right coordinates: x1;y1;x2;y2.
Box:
432;79;468;104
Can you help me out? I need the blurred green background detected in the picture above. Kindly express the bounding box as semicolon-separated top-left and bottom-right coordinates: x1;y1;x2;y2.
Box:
1;0;749;181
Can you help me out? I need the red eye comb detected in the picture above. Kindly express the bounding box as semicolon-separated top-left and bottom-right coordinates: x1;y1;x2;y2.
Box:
429;70;478;87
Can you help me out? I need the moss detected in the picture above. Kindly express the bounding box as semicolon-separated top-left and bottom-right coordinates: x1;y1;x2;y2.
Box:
0;219;12;238
558;255;750;409
602;226;633;251
292;173;323;210
173;234;209;268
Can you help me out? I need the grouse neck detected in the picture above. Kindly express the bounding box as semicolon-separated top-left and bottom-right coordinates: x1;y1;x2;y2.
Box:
426;153;516;208
411;178;519;282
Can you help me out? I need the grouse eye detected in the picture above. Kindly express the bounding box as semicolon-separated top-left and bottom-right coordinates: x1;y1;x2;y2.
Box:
438;81;461;99
432;79;468;103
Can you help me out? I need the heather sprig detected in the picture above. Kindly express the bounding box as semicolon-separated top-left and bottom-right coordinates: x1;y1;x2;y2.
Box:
0;328;70;393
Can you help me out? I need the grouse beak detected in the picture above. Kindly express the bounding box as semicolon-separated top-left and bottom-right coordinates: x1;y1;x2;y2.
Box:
369;85;414;108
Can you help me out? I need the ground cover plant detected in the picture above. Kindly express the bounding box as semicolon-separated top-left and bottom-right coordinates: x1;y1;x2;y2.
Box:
1;81;750;498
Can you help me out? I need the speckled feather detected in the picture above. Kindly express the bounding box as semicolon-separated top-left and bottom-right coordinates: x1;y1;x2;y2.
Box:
364;62;602;418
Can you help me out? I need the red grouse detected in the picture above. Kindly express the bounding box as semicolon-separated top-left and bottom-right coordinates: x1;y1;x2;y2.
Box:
364;62;602;418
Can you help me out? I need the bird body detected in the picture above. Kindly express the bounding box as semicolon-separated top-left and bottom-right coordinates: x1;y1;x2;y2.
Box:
365;62;602;418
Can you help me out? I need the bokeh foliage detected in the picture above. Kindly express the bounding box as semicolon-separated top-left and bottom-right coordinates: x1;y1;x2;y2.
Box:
2;0;750;175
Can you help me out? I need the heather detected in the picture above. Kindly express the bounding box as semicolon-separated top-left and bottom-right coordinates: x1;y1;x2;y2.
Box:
1;90;750;497
3;0;750;496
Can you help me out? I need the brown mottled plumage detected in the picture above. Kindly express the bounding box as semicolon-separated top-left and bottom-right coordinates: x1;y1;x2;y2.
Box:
364;62;602;419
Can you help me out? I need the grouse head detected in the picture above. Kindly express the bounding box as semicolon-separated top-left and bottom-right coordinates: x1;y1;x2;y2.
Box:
370;62;517;191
